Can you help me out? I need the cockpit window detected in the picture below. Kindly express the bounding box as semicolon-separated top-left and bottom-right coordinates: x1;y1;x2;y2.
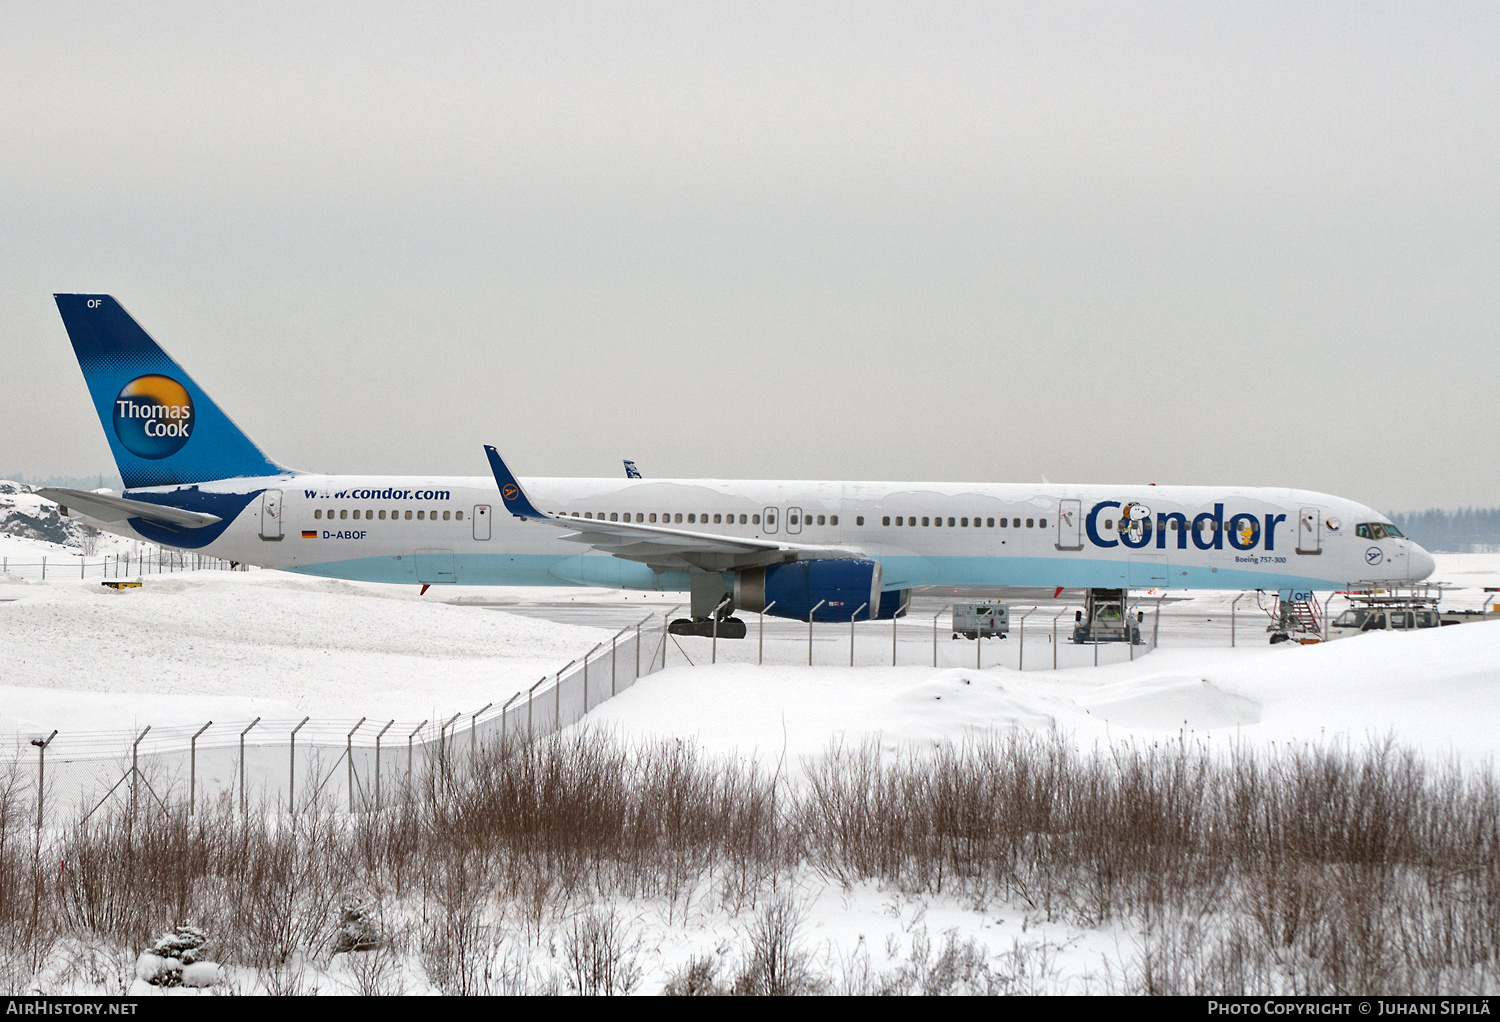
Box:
1382;523;1403;538
1355;523;1392;540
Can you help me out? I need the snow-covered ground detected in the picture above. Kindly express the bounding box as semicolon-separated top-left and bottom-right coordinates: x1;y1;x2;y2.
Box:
2;548;1496;759
5;530;1499;994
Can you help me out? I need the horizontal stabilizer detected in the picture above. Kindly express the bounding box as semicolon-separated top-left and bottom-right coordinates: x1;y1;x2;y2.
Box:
36;487;223;529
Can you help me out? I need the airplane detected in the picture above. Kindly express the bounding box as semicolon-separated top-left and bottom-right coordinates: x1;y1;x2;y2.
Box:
624;460;642;479
41;294;1436;640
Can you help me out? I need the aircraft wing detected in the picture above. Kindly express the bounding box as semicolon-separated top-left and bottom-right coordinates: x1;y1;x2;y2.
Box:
484;446;863;572
36;487;224;529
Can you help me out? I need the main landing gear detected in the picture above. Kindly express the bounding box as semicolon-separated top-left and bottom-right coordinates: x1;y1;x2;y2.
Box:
670;568;747;639
668;617;748;639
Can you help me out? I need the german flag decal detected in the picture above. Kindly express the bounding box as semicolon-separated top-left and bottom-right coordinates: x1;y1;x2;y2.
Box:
302;530;317;539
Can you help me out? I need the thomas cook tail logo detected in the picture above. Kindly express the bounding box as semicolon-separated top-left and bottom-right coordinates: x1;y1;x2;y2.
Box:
113;375;195;459
501;484;519;501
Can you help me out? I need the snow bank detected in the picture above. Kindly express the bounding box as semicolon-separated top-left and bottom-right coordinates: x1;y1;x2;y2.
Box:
588;618;1500;766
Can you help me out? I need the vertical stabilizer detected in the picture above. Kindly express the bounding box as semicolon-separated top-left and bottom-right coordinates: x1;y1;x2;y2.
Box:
54;295;287;488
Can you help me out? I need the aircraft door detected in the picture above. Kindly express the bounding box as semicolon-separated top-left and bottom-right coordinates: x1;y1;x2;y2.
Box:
473;505;491;540
786;506;803;535
259;489;283;540
1056;499;1083;551
1297;507;1321;554
762;507;779;534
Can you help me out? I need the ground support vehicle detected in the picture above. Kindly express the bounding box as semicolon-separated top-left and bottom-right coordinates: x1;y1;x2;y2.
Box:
952;602;1008;639
1072;588;1143;644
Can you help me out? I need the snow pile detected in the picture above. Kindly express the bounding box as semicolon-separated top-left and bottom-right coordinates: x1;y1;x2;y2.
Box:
133;926;223;990
588;618;1500;766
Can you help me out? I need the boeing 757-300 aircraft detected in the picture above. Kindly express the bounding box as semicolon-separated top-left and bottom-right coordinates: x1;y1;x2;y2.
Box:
42;294;1435;638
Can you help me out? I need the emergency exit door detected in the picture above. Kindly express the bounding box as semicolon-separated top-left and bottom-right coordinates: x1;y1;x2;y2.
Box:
473;505;491;540
1297;507;1321;554
259;489;283;540
1055;499;1083;550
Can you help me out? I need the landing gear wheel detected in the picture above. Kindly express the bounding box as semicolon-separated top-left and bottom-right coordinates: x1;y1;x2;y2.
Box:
669;617;747;639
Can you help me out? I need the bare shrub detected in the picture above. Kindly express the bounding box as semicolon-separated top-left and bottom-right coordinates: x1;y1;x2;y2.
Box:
562;906;641;996
662;954;727;995
732;893;820;995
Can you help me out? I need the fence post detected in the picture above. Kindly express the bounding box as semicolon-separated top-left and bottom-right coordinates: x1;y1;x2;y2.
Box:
41;556;45;581
933;607;946;668
346;718;366;813
893;608;900;666
808;600;826;665
557;663;569;726
1017;608;1036;671
374;719;394;811
469;703;491;763
851;603;867;666
528;676;547;743
406;720;427;792
31;731;57;838
437;713;461;792
759;600;776;665
130;726;151;820
635;622;642;679
239;717;260;816
289;717;309;812
1231;592;1245;647
1153;595;1165;648
190;721;213;815
500;693;520;748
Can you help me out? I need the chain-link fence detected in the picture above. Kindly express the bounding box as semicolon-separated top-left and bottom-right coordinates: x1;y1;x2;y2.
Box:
0;549;238;581
4;615;670;825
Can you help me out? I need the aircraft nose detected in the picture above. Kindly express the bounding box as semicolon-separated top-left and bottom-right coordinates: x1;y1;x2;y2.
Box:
1410;544;1436;581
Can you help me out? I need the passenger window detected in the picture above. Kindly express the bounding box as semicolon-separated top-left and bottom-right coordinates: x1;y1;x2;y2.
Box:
405;510;412;520
356;510;363;519
584;512;593;519
766;512;775;525
1104;520;1112;530
688;514;696;523
714;514;722;524
883;516;891;526
854;516;862;526
1039;518;1047;528
417;511;424;520
947;517;954;527
740;514;748;524
961;518;968;527
790;514;799;526
609;513;618;522
922;517;930;527
443;511;450;521
1026;518;1034;528
339;509;347;520
675;513;683;523
895;516;903;526
649;513;656;523
999;518;1008;528
314;509;322;519
431;509;438;520
817;515;825;525
986;518;995;527
752;514;761;524
933;517;941;527
379;510;386;520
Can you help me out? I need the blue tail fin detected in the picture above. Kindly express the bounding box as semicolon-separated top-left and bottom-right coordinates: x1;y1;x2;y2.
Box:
55;294;287;488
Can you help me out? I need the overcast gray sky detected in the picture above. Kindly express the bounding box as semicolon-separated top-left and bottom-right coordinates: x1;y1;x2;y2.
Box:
3;2;1498;510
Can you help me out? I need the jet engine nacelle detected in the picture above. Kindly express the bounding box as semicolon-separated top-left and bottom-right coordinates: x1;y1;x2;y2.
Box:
735;559;908;622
